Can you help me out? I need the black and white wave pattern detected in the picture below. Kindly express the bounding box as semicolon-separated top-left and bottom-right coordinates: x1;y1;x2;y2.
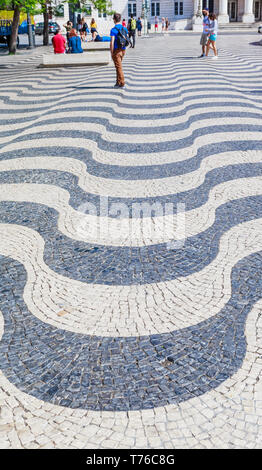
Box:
0;36;262;413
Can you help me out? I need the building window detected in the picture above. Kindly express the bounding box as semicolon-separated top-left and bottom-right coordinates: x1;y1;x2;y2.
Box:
254;1;260;19
98;10;107;18
151;2;160;16
128;3;137;16
203;0;214;11
174;1;183;15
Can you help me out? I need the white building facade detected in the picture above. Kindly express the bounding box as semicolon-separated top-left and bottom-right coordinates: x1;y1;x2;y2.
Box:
118;0;260;29
37;0;261;33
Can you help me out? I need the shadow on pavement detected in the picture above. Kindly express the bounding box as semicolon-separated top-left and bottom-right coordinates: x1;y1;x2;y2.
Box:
70;86;115;90
172;56;196;60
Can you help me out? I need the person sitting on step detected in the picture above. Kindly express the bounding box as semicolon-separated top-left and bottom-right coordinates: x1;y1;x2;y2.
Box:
68;29;83;53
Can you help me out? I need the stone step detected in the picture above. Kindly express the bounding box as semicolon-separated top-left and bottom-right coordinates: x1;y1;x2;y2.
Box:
219;23;257;29
41;51;111;68
82;42;110;52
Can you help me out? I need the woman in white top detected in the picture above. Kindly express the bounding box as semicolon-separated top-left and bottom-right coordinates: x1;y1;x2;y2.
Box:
206;13;218;59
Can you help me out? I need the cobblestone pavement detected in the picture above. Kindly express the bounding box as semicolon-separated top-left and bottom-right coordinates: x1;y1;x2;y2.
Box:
0;33;262;449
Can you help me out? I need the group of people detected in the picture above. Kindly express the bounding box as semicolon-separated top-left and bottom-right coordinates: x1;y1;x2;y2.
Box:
76;18;90;41
52;18;112;54
64;18;98;42
120;16;142;48
110;10;220;90
52;10;219;90
199;8;218;59
154;17;170;32
121;15;170;38
52;26;83;54
54;13;171;55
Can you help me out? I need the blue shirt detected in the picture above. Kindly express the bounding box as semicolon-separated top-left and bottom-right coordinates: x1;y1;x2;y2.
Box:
110;24;129;50
95;35;111;42
137;19;142;30
68;36;83;53
203;15;210;34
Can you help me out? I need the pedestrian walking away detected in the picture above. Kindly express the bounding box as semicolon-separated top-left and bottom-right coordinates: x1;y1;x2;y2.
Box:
165;17;169;31
128;14;136;48
110;12;130;89
122;18;127;27
161;17;165;31
137;17;142;36
206;13;218;59
199;8;209;57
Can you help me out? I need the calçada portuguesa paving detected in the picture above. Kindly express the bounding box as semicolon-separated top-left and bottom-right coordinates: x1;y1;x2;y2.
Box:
0;32;262;449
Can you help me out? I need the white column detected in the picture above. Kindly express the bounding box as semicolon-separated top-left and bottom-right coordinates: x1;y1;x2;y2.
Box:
242;0;255;23
193;0;200;18
192;0;203;31
63;3;70;22
218;0;229;23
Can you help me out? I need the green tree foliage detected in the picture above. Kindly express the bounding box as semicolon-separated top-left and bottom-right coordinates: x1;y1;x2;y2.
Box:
40;0;113;46
0;0;39;53
89;0;113;15
0;0;113;54
64;0;113;16
0;0;38;10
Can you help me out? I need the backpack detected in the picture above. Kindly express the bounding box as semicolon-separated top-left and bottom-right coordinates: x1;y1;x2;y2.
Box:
116;26;131;49
131;18;136;30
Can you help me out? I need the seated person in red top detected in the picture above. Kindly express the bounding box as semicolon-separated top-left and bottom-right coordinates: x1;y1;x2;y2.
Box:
52;29;66;54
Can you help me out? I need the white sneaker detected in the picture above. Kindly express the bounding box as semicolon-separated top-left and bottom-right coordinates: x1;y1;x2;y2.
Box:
212;56;218;60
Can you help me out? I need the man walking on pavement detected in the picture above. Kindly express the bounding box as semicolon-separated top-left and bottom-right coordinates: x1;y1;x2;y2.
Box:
128;14;136;48
199;8;210;57
110;13;129;89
